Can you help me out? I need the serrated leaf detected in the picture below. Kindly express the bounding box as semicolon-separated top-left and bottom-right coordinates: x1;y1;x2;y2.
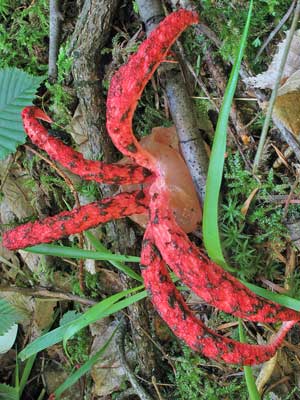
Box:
0;324;18;354
0;68;44;160
0;299;22;336
59;310;82;326
0;383;18;400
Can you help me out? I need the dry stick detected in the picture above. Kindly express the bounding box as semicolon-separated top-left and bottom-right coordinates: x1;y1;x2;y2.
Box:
116;319;154;400
0;285;96;306
274;120;300;163
253;0;300;174
203;51;253;172
194;1;300;165
255;0;296;61
136;0;209;204
48;0;62;81
175;40;218;111
151;376;165;400
194;21;267;103
0;154;15;193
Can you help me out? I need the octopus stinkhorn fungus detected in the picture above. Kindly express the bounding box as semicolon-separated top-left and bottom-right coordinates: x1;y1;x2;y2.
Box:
3;9;300;365
120;125;202;233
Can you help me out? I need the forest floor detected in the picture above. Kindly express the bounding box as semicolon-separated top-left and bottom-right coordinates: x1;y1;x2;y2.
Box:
1;1;300;399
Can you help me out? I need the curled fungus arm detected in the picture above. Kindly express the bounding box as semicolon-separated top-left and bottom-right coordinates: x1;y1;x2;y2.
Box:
22;107;152;185
141;228;296;365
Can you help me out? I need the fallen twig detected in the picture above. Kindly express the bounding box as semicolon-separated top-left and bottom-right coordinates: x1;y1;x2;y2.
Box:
49;0;62;81
116;319;154;400
255;0;296;61
0;285;96;306
135;0;209;204
253;0;300;173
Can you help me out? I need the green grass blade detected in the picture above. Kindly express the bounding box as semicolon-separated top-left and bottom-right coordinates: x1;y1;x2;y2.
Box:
200;2;259;398
18;355;36;398
19;286;144;361
62;285;142;352
25;243;141;263
242;281;300;311
202;0;253;268
85;231;143;282
55;327;118;399
238;320;261;400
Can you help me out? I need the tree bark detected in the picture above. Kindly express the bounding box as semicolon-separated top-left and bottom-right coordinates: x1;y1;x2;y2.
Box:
135;0;209;203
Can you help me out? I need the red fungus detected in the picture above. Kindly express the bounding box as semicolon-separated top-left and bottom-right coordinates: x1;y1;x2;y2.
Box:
141;228;297;365
3;191;149;250
21;106;151;185
147;186;300;323
3;9;300;365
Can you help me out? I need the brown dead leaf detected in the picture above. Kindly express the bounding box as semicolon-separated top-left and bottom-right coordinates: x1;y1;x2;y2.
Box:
270;144;290;170
245;30;300;89
241;187;259;216
273;70;300;137
241;134;251;146
91;319;127;397
68;104;88;146
256;353;278;394
33;299;57;337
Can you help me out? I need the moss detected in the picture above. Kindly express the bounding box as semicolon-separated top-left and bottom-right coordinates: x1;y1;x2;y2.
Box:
0;0;49;74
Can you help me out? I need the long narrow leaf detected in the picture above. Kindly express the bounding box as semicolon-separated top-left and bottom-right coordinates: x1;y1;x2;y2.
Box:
242;281;300;311
202;0;253;268
62;285;141;352
238;320;261;400
201;2;259;398
25;243;140;263
85;231;143;282
19;286;145;361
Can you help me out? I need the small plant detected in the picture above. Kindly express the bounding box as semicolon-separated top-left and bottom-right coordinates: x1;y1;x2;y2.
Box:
45;43;74;126
198;0;291;66
171;346;247;400
220;152;291;280
0;0;48;74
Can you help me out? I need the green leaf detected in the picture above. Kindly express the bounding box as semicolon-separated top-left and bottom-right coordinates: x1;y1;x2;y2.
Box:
0;68;44;160
25;243;141;263
62;286;143;354
85;231;143;282
0;384;18;400
59;311;82;326
0;299;22;336
238;320;261;400
202;0;253;269
54;327;118;399
19;286;146;361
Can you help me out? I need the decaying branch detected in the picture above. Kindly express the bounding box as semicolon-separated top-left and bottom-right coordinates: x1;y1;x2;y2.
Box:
136;0;209;204
117;319;154;400
49;0;62;81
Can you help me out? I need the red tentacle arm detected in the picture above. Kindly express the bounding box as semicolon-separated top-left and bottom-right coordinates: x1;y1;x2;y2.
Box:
148;184;300;323
3;190;149;250
106;9;199;171
22;107;152;185
141;229;296;365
